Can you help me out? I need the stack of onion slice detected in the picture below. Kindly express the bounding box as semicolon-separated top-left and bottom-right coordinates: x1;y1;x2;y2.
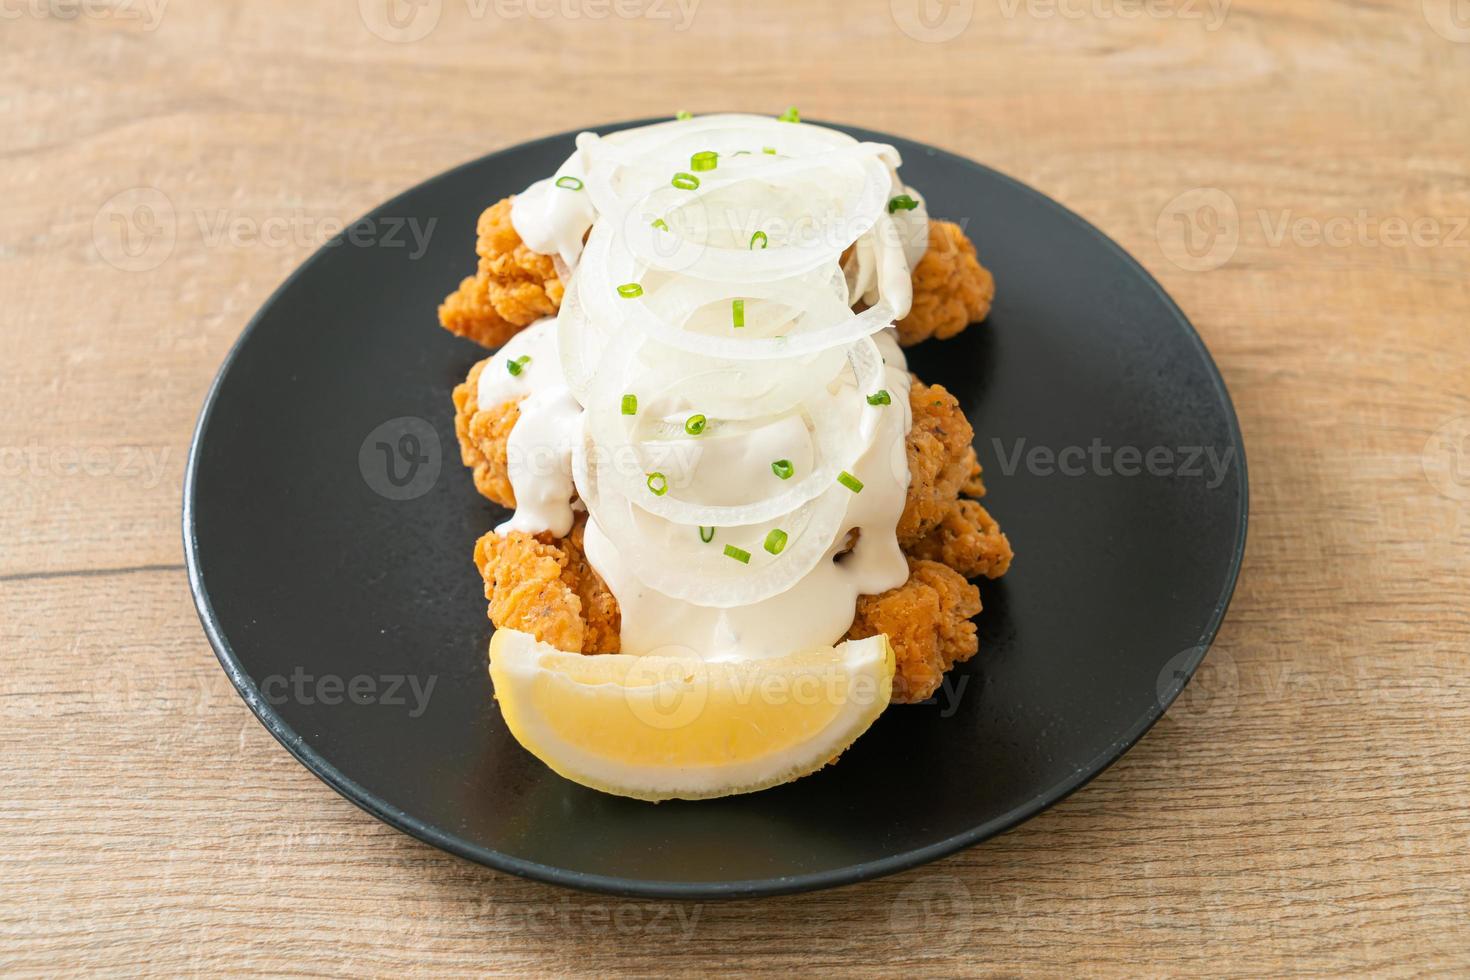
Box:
545;113;921;613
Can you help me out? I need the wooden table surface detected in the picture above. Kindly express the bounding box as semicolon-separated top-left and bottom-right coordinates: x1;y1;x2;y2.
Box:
4;0;1468;974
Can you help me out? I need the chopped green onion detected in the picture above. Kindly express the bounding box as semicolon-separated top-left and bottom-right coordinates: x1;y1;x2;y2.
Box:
888;194;919;214
621;394;638;415
866;389;892;406
684;413;707;435
676;110;692;120
763;529;788;555
646;472;668;496
651;217;668;231
749;230;768;250
723;544;751;564
771;459;794;480
762;146;776;155
732;299;745;328
690;151;718;172
554;175;584;191
617;282;644;298
671;172;700;190
506;355;531;376
699;526;715;544
837;471;865;494
778;106;800;123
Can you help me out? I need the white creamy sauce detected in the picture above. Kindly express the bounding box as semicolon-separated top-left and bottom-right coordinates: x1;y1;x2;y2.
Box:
477;318;581;538
496;115;931;660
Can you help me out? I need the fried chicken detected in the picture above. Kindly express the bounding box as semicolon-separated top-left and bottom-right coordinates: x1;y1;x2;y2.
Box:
473;515;620;656
461;364;1012;702
438;197;564;348
898;379;982;546
894;219;995;347
845;559;982;704
439;202;991;351
452;358;519;508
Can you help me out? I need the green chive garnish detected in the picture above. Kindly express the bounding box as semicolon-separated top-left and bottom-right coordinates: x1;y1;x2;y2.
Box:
837;471;864;493
676;110;692;120
762;146;776;155
651;217;668;231
621;394;638;415
866;389;891;406
506;355;531;376
554;175;584;191
647;472;668;496
778;106;800;123
771;459;794;480
617;282;644;298
684;414;707;435
763;529;788;555
732;299;745;328
888;194;919;214
749;230;768;250
724;544;751;564
690;151;718;172
699;526;715;544
672;172;700;190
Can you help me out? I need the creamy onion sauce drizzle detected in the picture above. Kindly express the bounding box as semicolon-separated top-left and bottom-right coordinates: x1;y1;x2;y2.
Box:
480;115;930;660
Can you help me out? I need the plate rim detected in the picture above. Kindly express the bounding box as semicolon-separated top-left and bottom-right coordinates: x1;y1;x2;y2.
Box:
183;117;1250;900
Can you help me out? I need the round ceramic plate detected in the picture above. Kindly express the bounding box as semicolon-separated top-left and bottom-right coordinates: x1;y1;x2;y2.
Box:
185;119;1248;899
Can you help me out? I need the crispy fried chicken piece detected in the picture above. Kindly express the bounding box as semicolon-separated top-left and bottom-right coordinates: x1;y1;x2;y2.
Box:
845;559;982;703
898;379;981;546
473;515;620;655
438;197;564;348
465;378;1010;702
452;358;519;508
895;220;995;347
907;498;1014;581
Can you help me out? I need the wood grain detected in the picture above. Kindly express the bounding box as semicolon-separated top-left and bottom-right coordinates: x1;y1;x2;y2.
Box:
3;0;1468;974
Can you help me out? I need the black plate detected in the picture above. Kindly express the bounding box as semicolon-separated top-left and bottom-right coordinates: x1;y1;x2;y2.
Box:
185;119;1247;899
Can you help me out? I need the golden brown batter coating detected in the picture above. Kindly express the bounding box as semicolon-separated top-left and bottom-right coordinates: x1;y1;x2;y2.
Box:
452;358;519;508
474;515;620;656
438;197;564;348
845;559;982;704
894;220;995;347
907;498;1013;581
897;379;982;546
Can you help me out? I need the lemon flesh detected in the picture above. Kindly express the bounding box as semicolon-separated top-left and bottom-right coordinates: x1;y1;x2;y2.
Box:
488;629;895;802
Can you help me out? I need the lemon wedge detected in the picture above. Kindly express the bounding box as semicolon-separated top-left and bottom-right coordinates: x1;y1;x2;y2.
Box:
488;629;895;801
